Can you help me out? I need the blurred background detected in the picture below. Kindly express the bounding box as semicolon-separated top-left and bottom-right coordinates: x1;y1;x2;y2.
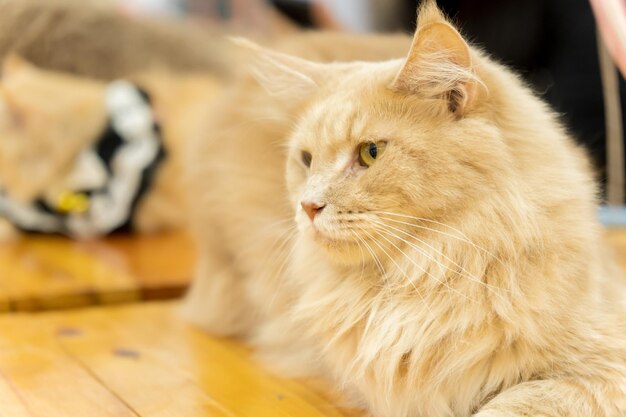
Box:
104;0;619;200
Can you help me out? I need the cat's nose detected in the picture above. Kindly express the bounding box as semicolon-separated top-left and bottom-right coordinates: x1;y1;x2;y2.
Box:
301;201;326;222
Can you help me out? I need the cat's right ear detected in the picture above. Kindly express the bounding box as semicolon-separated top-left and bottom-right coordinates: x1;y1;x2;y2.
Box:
392;1;481;117
230;37;323;105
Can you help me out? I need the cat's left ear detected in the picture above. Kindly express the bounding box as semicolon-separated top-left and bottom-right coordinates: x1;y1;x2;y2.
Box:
231;37;324;105
393;1;480;117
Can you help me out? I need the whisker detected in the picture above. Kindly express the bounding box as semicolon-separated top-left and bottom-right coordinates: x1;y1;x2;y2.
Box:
348;229;367;283
271;227;299;274
355;225;432;307
236;218;295;258
365;225;475;303
349;229;386;339
373;211;507;268
352;228;389;286
266;228;299;311
352;226;435;353
371;218;508;300
373;211;474;237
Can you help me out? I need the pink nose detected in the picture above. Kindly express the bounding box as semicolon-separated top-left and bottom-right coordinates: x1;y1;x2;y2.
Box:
301;201;326;221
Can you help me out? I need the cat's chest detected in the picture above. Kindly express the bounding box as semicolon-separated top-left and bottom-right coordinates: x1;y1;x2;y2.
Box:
288;257;448;352
284;247;504;416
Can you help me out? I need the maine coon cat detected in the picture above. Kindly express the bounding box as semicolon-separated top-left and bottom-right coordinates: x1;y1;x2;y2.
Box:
182;2;626;416
0;55;220;239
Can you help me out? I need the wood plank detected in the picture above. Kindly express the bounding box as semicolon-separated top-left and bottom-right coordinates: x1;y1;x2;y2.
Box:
0;371;33;417
0;232;194;312
0;303;357;417
47;304;348;417
0;346;137;417
70;305;349;417
63;338;235;417
0;236;139;311
91;232;195;298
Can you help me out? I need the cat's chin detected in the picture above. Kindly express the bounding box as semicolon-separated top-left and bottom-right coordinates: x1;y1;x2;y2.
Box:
305;228;365;265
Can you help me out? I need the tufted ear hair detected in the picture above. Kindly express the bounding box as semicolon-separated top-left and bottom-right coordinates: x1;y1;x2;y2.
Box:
392;0;481;117
230;37;326;105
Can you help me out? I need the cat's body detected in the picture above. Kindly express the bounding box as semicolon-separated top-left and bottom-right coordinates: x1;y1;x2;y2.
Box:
0;57;220;238
182;3;626;416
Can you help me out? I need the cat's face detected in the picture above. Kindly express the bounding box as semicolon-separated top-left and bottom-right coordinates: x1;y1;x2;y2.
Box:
248;6;505;265
285;66;504;265
0;55;107;203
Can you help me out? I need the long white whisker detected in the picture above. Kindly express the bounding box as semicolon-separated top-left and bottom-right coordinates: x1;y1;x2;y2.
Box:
373;211;474;237
266;228;299;311
371;218;508;301
237;218;295;258
348;229;367;283
355;225;432;308
365;225;475;303
351;228;389;286
353;226;434;349
272;228;299;276
374;212;507;268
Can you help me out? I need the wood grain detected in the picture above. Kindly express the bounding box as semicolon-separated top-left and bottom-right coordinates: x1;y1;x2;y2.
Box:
0;302;356;417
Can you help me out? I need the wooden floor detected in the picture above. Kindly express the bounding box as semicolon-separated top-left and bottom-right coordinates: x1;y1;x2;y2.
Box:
0;229;625;416
0;302;359;417
0;232;195;312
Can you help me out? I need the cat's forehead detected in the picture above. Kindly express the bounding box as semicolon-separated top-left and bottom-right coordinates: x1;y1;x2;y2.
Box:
295;89;403;154
296;95;370;148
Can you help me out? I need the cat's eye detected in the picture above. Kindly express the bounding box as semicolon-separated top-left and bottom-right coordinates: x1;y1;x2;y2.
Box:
301;151;312;168
358;141;387;167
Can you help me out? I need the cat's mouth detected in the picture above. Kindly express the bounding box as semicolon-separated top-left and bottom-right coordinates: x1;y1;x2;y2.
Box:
309;227;356;248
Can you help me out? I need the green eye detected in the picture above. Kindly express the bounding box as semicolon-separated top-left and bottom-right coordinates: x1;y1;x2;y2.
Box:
358;141;387;167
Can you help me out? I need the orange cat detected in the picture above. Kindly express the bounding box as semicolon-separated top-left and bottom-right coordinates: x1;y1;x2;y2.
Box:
0;56;220;239
183;3;626;417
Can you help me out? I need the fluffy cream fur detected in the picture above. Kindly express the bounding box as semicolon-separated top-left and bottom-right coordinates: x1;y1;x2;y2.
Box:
182;3;626;416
